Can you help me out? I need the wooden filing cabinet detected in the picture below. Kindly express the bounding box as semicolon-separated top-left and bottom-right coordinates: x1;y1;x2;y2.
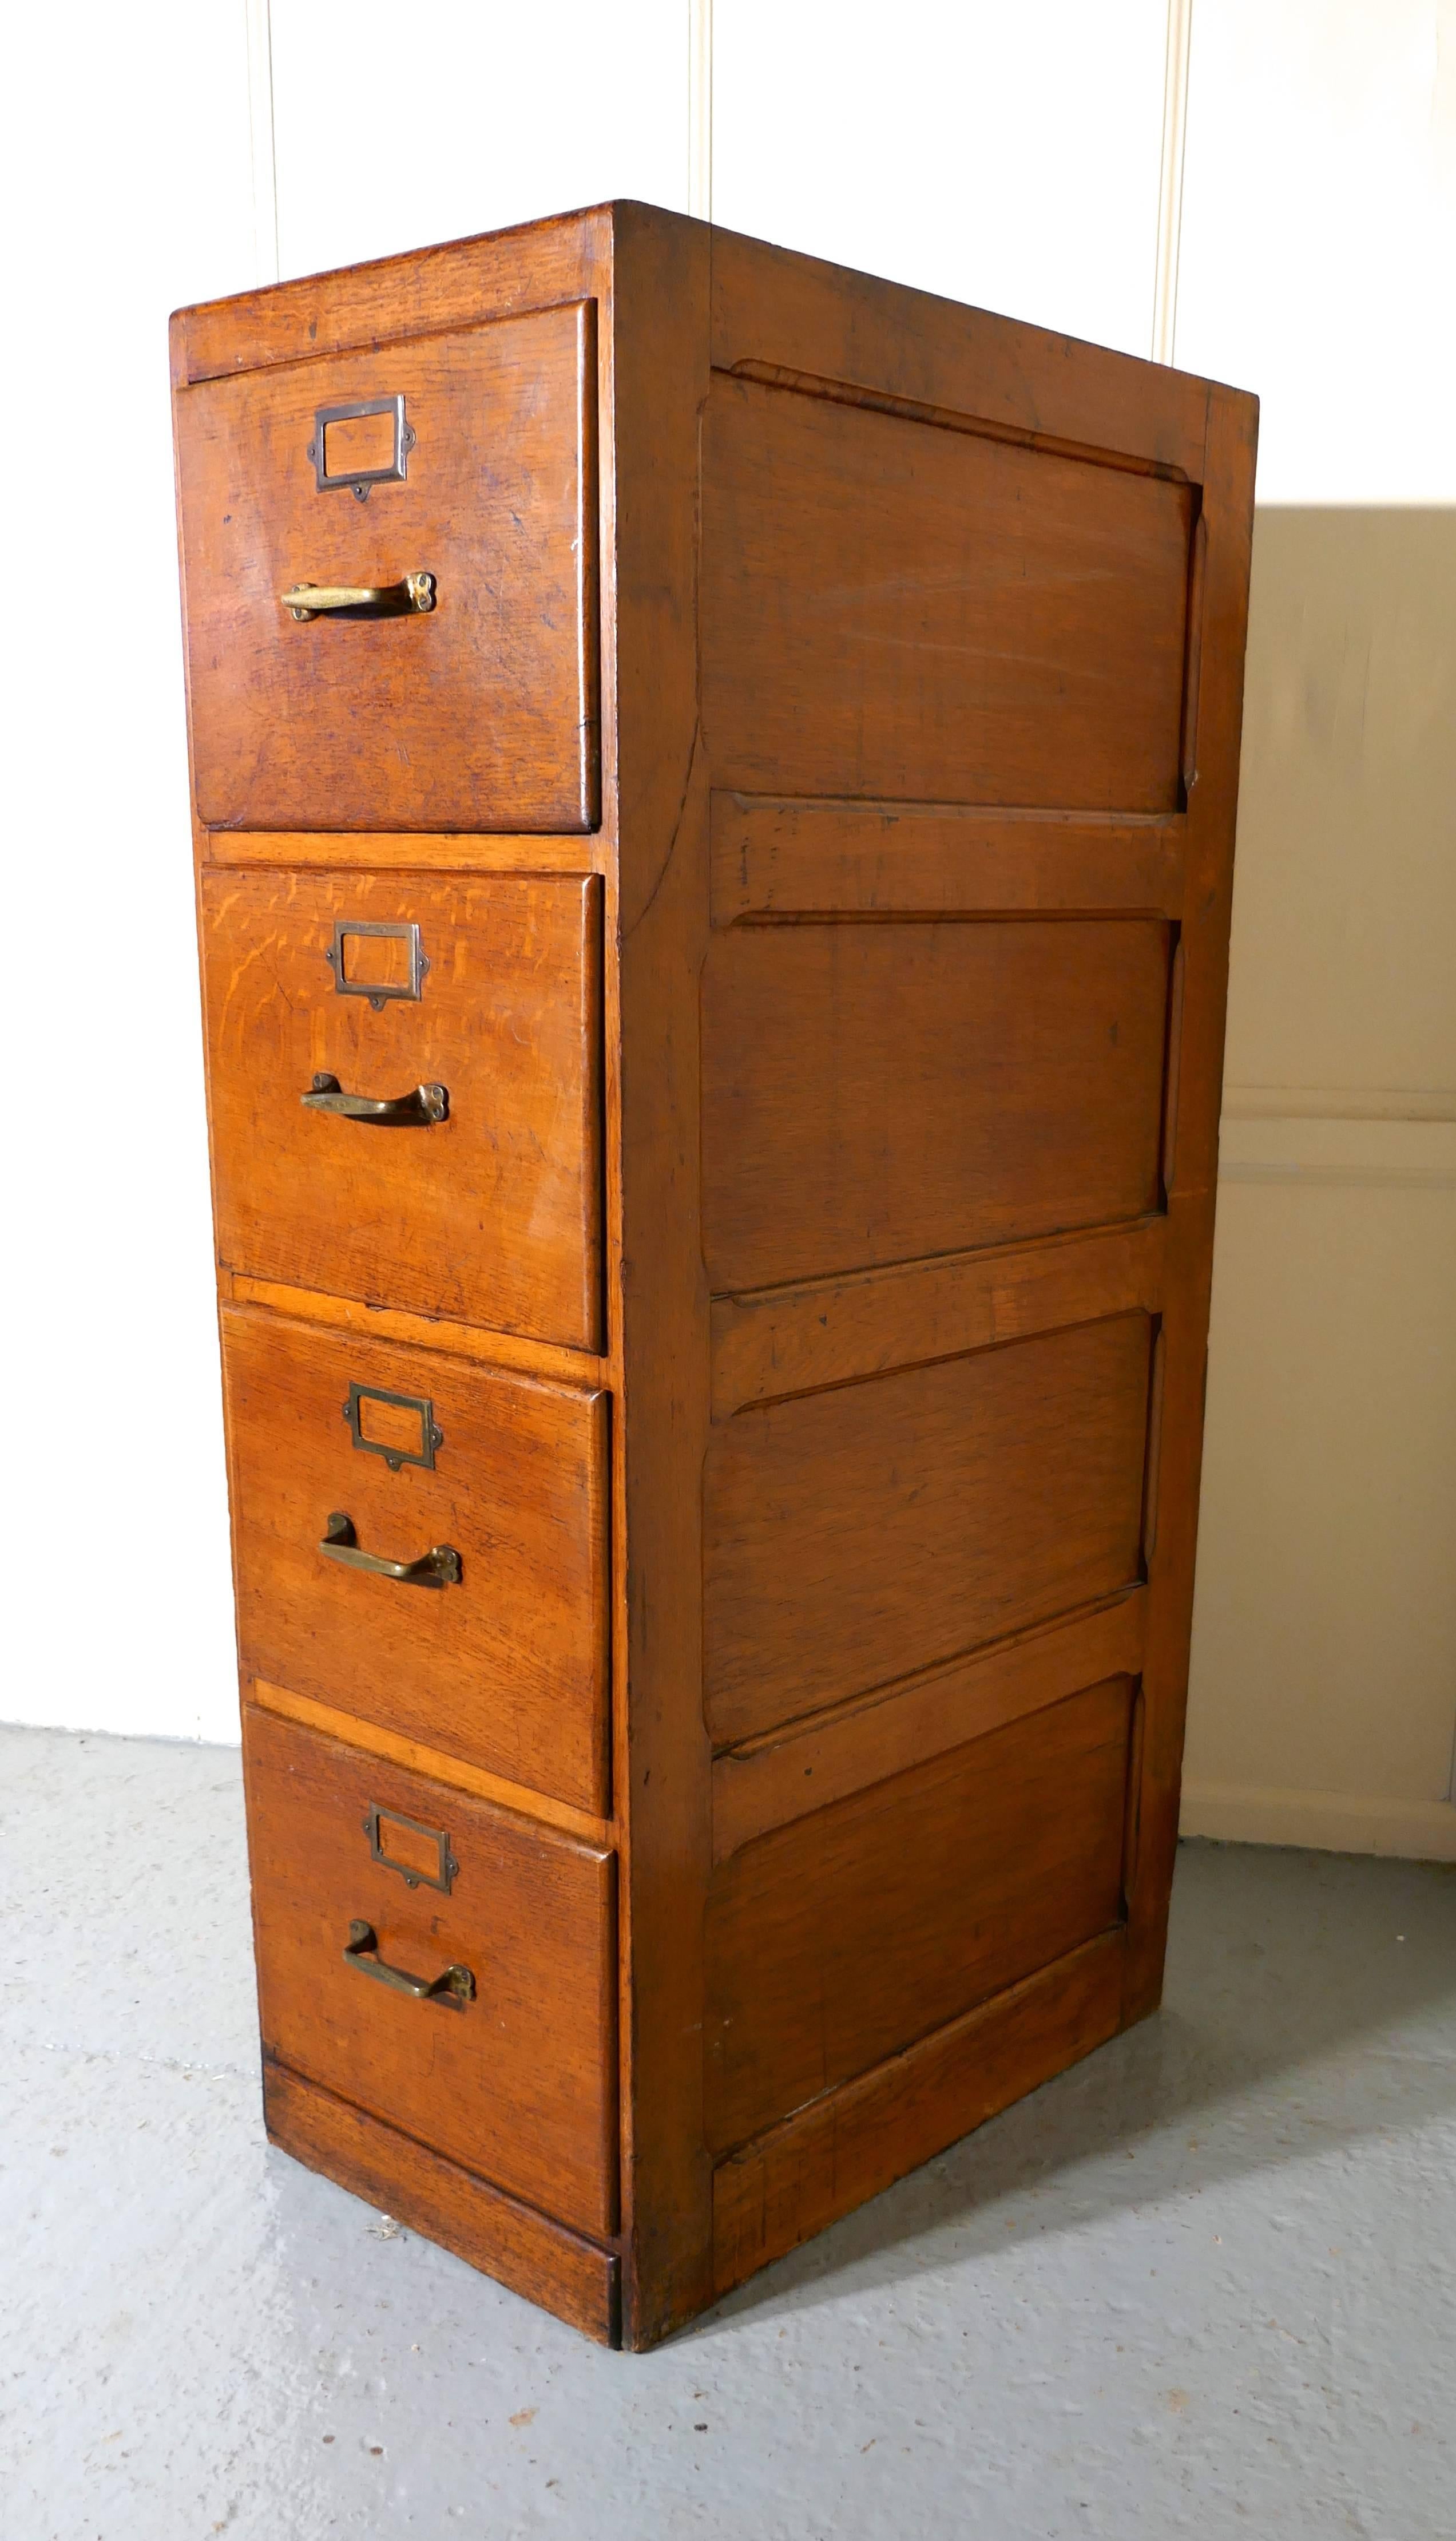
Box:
170;202;1257;2351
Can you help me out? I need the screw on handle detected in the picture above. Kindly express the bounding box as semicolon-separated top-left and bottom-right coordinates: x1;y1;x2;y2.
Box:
343;1919;474;2005
281;572;435;621
318;1511;462;1589
301;1072;448;1126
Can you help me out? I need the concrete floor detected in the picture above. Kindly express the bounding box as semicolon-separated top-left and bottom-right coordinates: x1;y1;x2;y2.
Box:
1;1729;1452;2541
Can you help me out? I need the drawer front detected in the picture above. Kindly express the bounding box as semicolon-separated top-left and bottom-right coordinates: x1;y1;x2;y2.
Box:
244;1707;618;2237
177;300;598;833
223;1308;610;1814
202;869;602;1351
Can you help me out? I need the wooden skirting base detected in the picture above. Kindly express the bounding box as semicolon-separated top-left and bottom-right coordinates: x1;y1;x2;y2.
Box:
263;2064;621;2348
712;1928;1128;2299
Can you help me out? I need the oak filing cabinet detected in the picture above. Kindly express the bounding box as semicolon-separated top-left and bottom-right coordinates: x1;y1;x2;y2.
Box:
170;203;1257;2350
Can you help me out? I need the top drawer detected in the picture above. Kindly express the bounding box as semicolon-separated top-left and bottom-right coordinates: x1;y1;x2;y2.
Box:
175;302;598;834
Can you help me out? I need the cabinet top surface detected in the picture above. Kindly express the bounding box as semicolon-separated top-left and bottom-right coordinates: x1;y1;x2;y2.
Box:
169;200;1255;444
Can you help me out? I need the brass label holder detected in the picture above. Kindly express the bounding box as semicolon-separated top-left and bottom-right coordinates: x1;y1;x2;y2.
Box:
324;919;427;1008
362;1804;458;1894
307;393;415;500
342;1381;443;1472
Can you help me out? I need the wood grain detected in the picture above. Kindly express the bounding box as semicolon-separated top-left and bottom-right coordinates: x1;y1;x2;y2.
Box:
702;919;1171;1293
705;1312;1152;1744
178;299;598;833
708;220;1209;481
175;205;610;386
224;1308;610;1812
709;794;1187;924
705;1679;1132;2154
709;1216;1166;1417
701;373;1193;809
244;1705;618;2237
712;1929;1125;2298
251;1680;612;1846
711;1591;1146;1860
264;2065;620;2346
170;201;1258;2348
202;867;602;1351
207;830;602;875
1120;383;1259;2027
607;204;718;2348
224;1275;606;1392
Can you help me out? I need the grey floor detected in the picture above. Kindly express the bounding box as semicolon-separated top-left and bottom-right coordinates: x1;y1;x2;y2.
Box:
2;1731;1453;2541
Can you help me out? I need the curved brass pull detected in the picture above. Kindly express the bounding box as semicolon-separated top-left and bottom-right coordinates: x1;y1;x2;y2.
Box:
301;1071;448;1126
282;572;435;621
344;1919;475;2005
319;1510;462;1588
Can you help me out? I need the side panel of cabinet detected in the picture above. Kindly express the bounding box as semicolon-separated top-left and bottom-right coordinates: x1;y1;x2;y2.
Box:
706;1314;1152;1744
701;374;1193;809
705;1679;1133;2153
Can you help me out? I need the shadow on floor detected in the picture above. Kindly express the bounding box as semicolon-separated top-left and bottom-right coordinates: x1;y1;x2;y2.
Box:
700;1838;1456;2335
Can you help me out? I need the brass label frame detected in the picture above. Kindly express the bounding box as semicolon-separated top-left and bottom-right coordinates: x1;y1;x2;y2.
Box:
342;1382;443;1473
362;1805;459;1894
306;393;416;500
324;919;427;1009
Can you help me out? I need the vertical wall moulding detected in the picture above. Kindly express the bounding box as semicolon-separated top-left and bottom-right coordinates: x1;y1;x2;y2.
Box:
245;0;280;286
689;0;713;221
1152;0;1193;362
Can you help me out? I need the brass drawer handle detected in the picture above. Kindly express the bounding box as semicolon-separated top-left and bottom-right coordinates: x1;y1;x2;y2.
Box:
319;1510;462;1588
281;572;435;621
343;1919;475;2005
301;1071;448;1126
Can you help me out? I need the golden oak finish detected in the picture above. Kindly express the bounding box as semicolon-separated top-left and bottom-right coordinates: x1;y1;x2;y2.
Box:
244;1707;618;2238
178;300;598;833
709;1217;1166;1416
173;201;1256;2348
705;1680;1133;2153
710;1591;1146;1862
265;2065;620;2345
202;868;603;1349
702;375;1193;809
704;1313;1152;1743
703;919;1171;1290
712;1930;1125;2297
251;1679;612;1845
709;794;1187;924
223;1309;610;1811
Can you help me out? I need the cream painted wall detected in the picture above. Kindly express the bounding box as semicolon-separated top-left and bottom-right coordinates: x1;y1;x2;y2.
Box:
1172;3;1456;1859
1181;509;1456;1859
6;6;1451;1859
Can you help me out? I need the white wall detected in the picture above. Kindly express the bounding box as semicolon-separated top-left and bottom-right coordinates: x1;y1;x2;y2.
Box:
5;3;257;1742
1;3;688;1746
1173;0;1456;1859
6;6;1453;1853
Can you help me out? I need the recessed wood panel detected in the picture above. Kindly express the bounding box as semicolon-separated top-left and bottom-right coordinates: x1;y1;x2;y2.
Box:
712;1929;1126;2297
245;1708;617;2237
701;375;1192;808
224;1308;609;1813
705;1679;1132;2154
705;1313;1151;1745
177;300;598;832
201;868;602;1349
703;918;1169;1294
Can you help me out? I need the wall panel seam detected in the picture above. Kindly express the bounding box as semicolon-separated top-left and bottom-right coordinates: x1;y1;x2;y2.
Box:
244;0;280;286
